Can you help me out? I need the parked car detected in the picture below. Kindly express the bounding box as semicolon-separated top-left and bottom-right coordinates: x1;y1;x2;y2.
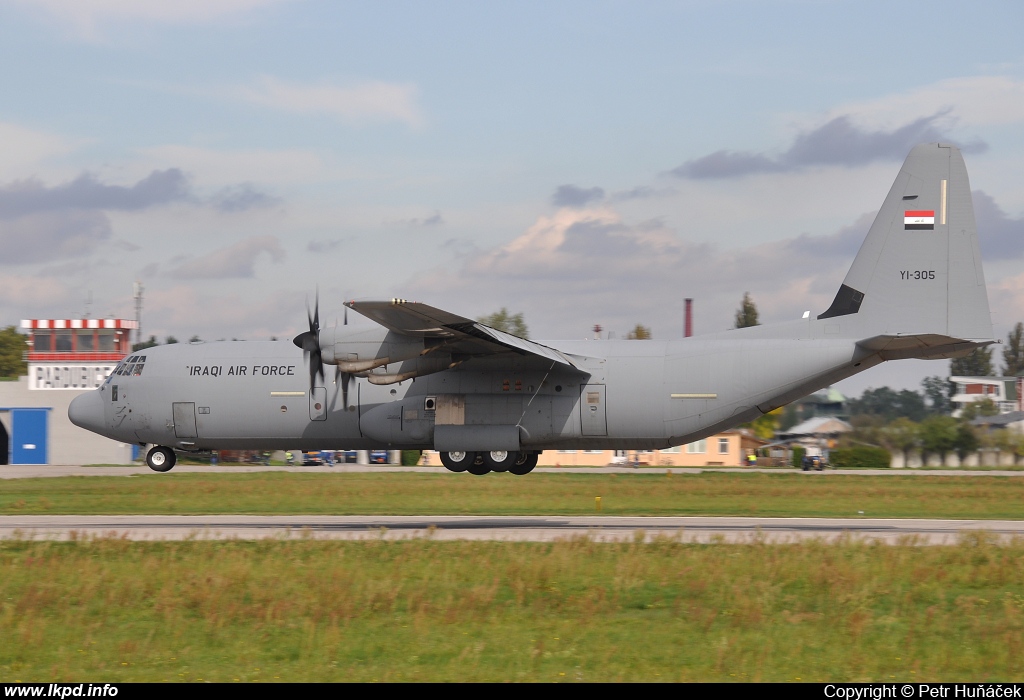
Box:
369;450;389;464
301;452;324;466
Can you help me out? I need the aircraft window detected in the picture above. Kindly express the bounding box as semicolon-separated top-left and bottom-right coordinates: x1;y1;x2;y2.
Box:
139;356;146;362
132;364;144;376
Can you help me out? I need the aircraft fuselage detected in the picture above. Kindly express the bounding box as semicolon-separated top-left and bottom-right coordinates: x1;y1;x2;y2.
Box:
72;324;878;453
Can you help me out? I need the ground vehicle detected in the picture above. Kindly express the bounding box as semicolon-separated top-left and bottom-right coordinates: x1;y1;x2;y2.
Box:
801;447;825;471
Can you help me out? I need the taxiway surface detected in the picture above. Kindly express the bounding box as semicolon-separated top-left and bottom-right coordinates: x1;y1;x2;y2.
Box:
2;515;1022;544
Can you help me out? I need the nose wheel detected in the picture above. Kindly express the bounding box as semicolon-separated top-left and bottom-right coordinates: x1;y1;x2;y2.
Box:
146;446;177;472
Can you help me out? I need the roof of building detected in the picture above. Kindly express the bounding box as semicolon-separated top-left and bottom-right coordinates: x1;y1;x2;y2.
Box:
21;319;138;330
801;387;846;405
951;376;1017;383
779;416;853;437
969;410;1024;427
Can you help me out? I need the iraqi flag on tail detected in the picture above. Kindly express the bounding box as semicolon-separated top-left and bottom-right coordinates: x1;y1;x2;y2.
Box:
905;210;935;230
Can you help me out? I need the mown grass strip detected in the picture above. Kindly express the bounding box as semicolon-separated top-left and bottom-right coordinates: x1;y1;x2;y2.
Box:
1;536;1022;682
1;472;1024;519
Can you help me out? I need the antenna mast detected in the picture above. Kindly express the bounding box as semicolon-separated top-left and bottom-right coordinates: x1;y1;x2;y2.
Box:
133;281;144;348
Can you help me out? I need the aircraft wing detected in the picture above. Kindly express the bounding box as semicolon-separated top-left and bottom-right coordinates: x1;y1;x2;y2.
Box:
344;299;580;368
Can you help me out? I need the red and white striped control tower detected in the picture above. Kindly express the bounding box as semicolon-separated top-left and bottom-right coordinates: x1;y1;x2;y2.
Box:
20;318;138;390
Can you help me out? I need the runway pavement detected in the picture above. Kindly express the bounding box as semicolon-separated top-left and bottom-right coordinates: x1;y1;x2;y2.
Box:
4;464;1024;479
2;514;1023;544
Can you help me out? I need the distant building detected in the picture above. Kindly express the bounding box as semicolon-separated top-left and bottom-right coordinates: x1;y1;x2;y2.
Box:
0;318;138;465
777;416;853;442
949;376;1022;416
421;429;767;468
775;415;854;461
781;387;847;430
969;410;1024;433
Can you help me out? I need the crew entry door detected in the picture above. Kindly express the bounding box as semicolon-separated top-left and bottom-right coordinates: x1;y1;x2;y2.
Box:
580;384;607;436
172;402;198;439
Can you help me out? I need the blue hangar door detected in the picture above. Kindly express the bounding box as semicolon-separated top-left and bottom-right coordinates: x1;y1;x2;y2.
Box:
11;408;50;465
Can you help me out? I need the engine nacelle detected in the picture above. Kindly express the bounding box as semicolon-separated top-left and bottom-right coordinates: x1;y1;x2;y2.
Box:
319;327;439;370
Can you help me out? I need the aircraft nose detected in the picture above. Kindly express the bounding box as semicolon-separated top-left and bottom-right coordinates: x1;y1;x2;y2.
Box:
69;390;106;434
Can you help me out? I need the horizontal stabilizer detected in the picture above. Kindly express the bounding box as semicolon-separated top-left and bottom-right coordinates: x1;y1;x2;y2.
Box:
856;333;995;361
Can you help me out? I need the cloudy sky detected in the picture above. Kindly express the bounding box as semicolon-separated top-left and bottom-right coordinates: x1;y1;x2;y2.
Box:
1;0;1023;397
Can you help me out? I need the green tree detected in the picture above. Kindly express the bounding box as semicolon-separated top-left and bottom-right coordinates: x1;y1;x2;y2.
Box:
918;415;960;461
951;346;994;378
954;422;980;460
877;417;920;466
626;324;651;340
132;335;159;351
0;326;28;379
959;397;1000;421
1003;322;1024;376
165;336;179;344
745;407;783;440
189;335;202;343
477;308;528;338
847;386;927;422
734;292;759;328
921;375;952;414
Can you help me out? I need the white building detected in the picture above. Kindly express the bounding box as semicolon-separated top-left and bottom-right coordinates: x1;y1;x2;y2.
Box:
0;318;138;465
949;376;1022;416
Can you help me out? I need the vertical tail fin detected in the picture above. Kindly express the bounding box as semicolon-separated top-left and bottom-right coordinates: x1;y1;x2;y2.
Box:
820;143;992;341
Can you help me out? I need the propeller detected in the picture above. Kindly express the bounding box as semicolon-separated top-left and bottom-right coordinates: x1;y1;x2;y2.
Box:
336;302;352;409
292;289;324;391
335;366;351;410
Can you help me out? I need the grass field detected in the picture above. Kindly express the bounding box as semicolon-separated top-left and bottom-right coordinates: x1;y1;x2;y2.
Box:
1;536;1022;682
2;472;1024;519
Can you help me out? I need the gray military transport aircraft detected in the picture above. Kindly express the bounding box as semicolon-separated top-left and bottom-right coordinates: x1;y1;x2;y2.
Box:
69;144;994;475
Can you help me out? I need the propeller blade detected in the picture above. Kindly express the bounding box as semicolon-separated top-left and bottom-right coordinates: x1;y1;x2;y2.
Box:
335;366;351;409
294;288;325;392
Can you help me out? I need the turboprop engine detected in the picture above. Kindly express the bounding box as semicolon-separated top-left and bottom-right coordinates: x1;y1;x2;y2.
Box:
293;295;459;408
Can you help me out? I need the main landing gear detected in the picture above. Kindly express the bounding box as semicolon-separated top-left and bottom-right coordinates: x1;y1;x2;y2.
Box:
439;451;538;475
146;445;177;472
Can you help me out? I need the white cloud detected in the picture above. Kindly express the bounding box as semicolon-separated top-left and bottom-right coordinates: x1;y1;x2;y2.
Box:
0;273;71;312
0;122;81;180
12;0;296;38
142;284;303;341
820;76;1024;130
237;76;423;127
137;145;331;188
167;235;286;279
403;206;856;340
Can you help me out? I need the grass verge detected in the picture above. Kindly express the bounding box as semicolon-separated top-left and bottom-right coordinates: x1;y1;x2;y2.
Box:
2;472;1024;518
1;536;1022;682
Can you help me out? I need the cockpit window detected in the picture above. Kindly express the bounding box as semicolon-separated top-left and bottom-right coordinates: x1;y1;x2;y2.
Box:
114;355;147;377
